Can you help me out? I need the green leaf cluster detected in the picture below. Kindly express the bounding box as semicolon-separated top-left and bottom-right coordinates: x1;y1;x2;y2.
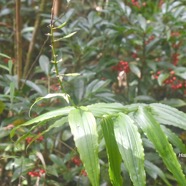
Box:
11;102;186;186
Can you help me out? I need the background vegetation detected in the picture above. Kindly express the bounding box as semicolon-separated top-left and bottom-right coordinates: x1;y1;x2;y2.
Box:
0;0;186;185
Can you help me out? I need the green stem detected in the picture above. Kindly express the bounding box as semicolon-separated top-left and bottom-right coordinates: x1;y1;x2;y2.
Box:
138;32;146;95
50;27;62;87
50;3;76;107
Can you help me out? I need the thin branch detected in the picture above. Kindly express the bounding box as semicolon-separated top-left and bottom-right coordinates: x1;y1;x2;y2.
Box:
23;0;47;79
22;35;50;88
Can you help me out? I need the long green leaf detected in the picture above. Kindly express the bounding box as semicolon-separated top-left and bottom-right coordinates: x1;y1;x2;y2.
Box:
87;103;127;117
10;107;73;138
161;98;186;108
129;63;141;78
0;53;11;59
52;21;67;29
29;93;70;116
150;103;186;130
54;31;77;42
160;125;186;153
68;107;100;186
16;117;68;145
145;160;171;186
15;121;47;146
0;64;9;71
87;103;143;117
22;80;46;96
135;106;186;186
101;116;122;186
39;55;50;75
114;113;146;186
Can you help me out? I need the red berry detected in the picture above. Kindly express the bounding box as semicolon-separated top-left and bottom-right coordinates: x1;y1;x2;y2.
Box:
170;70;175;75
81;169;87;176
39;169;46;174
172;76;176;81
28;169;45;177
36;133;44;142
112;61;130;73
72;156;82;166
26;137;33;144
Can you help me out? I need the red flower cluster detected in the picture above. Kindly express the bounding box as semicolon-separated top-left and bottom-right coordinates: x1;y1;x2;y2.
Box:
164;76;184;90
26;133;44;144
71;156;82;166
28;169;45;177
112;61;130;73
153;70;185;90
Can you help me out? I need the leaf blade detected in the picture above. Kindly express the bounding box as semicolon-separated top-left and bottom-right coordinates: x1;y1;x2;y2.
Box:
87;103;127;117
29;93;70;117
114;113;146;186
160;125;186;153
101;116;122;186
39;55;50;75
145;160;171;186
68;107;100;186
150;103;186;130
135;106;186;186
10;107;73;138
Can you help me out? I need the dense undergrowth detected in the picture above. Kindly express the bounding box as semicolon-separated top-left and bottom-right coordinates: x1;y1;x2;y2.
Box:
0;0;186;185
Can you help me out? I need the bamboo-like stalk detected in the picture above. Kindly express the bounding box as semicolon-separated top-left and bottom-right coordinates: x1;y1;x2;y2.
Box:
23;0;47;79
53;0;61;16
15;0;22;88
52;0;62;50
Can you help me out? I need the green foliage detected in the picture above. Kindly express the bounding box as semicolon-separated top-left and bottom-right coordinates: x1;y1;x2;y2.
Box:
135;106;186;185
0;0;186;185
10;102;186;185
